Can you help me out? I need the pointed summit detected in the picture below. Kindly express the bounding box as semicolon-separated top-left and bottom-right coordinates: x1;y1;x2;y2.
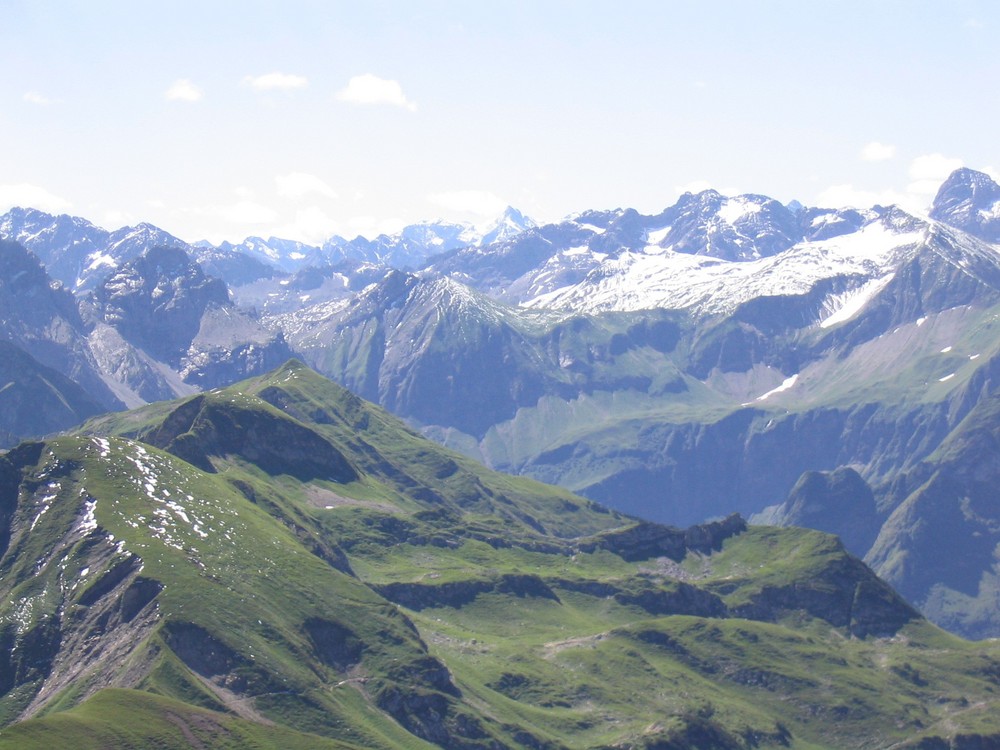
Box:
479;206;536;246
930;167;1000;241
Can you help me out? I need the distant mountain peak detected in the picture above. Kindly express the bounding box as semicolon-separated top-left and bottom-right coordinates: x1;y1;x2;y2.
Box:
930;167;1000;242
479;206;536;246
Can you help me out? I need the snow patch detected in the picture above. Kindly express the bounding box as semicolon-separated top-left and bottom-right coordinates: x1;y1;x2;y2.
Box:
525;221;923;316
718;197;762;224
756;373;799;402
645;226;671;245
85;252;117;272
92;437;111;458
30;482;60;530
819;275;892;329
79;496;98;533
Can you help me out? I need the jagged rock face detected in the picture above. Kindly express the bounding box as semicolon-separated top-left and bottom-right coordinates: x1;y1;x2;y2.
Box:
0;240;124;411
931;167;1000;242
94;246;230;364
0;209;189;292
0;239;84;338
650;190;801;261
0;208;108;291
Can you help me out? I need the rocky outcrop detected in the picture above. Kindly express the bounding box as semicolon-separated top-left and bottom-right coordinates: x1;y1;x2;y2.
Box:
375;574;560;611
577;514;747;562
729;547;919;638
140;394;358;482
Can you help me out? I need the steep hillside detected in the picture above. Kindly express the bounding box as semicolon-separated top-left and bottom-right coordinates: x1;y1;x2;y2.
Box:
0;239;125;411
1;362;999;749
0;340;106;448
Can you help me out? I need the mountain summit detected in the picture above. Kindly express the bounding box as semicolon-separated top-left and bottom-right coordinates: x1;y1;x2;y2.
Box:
930;167;1000;242
479;206;536;246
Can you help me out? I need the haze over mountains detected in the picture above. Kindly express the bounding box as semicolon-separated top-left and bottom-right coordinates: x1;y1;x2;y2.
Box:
4;168;1000;642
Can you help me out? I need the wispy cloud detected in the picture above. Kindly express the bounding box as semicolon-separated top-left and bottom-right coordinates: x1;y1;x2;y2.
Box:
165;79;203;102
860;141;896;162
23;91;53;106
907;152;963;195
427;189;505;217
201;200;278;225
243;72;308;91
674;180;714;195
0;183;72;213
274;207;338;244
815;184;909;210
337;74;417;111
817;152;966;214
276;172;338;200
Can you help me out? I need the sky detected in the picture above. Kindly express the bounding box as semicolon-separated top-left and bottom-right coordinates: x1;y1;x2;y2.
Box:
2;0;998;244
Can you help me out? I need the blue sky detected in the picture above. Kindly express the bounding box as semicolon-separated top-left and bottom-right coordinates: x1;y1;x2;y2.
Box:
2;1;997;243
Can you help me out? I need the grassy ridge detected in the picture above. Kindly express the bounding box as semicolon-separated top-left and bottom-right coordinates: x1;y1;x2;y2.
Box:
2;361;1000;748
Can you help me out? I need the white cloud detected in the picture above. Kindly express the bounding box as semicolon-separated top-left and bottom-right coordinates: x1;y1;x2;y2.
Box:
276;172;338;201
274;207;338;244
208;200;278;225
336;74;417;111
165;79;203;102
814;184;910;210
427;189;506;217
675;180;713;195
243;72;308;91
102;210;135;228
0;183;72;213
23;91;52;105
906;153;964;200
907;152;963;195
861;141;895;162
346;215;407;239
909;153;963;181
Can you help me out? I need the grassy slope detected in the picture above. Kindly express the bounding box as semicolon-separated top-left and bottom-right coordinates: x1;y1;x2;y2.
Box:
353;523;1000;749
3;361;1000;748
0;689;361;750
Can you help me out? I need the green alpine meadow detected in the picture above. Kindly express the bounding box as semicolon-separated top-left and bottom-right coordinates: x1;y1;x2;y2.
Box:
2;360;1000;749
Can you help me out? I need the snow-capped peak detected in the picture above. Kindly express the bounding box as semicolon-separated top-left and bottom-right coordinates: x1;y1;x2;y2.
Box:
479;206;536;246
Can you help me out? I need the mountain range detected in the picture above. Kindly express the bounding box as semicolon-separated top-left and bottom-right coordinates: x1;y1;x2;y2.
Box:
5;168;1000;644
